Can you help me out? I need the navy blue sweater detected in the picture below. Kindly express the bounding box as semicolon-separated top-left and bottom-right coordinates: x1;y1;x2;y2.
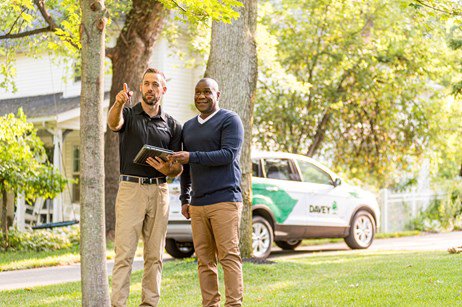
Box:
180;109;244;206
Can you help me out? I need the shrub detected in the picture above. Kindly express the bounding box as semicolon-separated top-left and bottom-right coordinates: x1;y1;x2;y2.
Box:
411;182;462;232
0;225;80;252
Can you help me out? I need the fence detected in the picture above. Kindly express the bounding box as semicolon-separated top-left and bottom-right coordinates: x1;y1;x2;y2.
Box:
378;189;446;233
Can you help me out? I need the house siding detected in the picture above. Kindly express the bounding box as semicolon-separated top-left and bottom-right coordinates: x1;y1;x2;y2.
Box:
1;38;200;123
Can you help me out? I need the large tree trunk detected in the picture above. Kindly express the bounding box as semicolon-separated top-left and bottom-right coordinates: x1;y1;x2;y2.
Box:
1;188;8;250
79;0;110;305
204;0;258;258
104;0;167;239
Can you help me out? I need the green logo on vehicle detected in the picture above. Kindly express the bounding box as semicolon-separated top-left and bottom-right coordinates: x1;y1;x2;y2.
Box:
332;201;338;214
252;183;298;223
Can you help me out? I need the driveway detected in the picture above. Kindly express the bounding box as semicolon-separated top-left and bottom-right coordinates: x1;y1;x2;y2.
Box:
269;231;462;259
1;231;460;291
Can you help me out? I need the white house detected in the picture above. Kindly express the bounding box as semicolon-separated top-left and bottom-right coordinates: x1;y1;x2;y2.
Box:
0;38;202;229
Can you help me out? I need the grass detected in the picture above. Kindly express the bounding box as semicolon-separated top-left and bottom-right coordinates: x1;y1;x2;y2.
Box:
0;231;422;272
0;250;461;306
0;242;144;272
0;248;81;272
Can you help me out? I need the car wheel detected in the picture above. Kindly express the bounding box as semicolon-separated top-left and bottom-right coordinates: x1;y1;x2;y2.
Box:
165;239;195;258
344;210;375;249
252;216;273;259
275;240;302;250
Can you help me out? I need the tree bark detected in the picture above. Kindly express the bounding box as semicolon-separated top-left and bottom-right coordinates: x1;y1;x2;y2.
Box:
79;0;110;305
1;188;8;250
307;112;331;157
204;0;258;258
104;0;167;239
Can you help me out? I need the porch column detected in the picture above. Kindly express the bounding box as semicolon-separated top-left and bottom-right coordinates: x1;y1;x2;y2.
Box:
52;129;64;223
14;193;25;231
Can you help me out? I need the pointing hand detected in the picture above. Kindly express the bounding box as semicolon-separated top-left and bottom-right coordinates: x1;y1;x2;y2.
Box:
115;83;133;106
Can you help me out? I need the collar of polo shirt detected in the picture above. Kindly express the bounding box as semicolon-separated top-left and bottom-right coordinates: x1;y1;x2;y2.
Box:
133;102;168;122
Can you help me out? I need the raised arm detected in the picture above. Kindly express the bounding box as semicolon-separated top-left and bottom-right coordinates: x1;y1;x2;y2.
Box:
108;83;133;131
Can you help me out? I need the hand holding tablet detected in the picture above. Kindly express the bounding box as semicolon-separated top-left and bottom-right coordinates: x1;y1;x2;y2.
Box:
133;144;174;166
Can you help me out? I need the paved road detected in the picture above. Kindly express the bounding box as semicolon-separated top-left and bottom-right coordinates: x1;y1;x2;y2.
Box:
1;231;460;291
0;258;146;291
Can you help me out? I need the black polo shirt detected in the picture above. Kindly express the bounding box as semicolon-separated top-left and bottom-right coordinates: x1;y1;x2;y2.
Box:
117;102;182;178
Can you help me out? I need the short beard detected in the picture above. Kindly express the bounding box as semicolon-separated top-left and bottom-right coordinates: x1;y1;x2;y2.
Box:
142;94;159;106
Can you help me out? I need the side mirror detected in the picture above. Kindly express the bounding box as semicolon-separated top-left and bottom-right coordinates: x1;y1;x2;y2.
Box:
333;178;342;187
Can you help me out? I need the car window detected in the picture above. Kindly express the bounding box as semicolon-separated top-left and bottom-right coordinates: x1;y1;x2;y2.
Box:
263;158;297;181
252;159;262;177
297;159;332;185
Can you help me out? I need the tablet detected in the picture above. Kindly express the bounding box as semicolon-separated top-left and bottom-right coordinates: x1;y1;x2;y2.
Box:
133;144;174;165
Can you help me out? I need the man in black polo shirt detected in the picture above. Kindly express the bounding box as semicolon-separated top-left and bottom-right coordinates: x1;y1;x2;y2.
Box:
107;67;182;307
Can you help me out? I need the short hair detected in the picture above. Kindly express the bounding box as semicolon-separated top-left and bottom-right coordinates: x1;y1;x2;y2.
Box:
142;67;166;86
196;78;219;91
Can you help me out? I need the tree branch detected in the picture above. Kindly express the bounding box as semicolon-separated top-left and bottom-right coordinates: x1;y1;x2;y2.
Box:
0;26;52;40
415;0;460;16
34;0;59;30
105;47;115;59
0;0;79;50
171;0;187;12
6;7;28;36
307;112;331;157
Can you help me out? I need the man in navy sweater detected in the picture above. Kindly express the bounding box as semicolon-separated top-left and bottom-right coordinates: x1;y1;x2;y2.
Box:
173;78;244;307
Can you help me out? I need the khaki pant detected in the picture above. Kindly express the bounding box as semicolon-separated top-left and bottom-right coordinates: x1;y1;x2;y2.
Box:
111;180;169;307
190;202;244;307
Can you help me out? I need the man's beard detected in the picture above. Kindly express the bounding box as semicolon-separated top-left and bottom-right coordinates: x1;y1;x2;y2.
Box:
142;93;159;105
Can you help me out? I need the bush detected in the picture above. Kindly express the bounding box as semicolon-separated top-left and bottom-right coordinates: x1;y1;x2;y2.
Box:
411;182;462;232
0;225;80;252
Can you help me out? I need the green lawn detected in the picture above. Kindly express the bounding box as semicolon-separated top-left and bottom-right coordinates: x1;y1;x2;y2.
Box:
1;251;461;306
0;248;81;272
0;243;144;272
0;231;422;272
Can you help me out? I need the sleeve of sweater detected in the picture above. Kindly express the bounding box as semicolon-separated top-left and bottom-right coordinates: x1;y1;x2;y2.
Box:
188;113;244;166
179;163;192;205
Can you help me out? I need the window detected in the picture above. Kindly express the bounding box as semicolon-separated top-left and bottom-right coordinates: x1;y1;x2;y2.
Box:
297;160;332;185
252;159;262;177
72;146;80;203
73;146;80;173
263;158;298;181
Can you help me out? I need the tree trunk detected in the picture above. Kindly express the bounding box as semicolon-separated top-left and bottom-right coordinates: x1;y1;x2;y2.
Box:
307;112;331;157
104;0;167;239
1;188;8;250
204;0;258;258
79;0;110;305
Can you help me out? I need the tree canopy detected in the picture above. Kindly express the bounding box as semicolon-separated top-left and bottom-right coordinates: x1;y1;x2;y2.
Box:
0;0;242;91
254;0;462;188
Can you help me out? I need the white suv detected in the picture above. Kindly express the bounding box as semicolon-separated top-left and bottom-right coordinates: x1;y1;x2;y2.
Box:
166;151;380;259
